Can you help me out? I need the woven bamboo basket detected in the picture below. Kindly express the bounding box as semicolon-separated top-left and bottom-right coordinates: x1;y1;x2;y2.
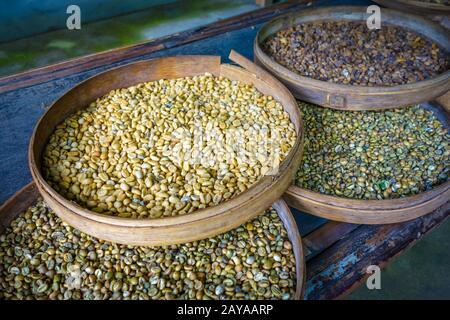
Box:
29;51;304;245
284;102;450;224
0;182;306;299
254;6;450;110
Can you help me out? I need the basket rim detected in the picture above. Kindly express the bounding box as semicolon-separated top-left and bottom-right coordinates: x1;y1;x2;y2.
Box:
287;180;450;211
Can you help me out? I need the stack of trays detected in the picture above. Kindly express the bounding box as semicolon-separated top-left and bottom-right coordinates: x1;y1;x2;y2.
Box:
254;6;450;224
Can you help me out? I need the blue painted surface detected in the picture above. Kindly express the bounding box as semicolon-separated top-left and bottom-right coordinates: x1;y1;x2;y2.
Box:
305;252;359;298
0;0;177;42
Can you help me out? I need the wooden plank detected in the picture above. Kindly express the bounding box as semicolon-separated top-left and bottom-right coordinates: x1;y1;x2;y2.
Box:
0;1;311;94
304;201;450;300
289;207;330;257
303;222;360;260
436;91;450;113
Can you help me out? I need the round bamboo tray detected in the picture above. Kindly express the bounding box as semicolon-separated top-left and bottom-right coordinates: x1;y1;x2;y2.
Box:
283;102;450;224
374;0;450;16
0;182;306;300
254;6;450;110
29;50;304;246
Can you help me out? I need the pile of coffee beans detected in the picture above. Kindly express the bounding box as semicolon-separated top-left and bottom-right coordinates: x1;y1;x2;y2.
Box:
42;74;296;219
0;200;297;300
295;102;449;200
262;21;449;86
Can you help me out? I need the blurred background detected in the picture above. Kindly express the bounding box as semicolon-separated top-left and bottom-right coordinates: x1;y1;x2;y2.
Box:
0;0;448;300
0;0;262;77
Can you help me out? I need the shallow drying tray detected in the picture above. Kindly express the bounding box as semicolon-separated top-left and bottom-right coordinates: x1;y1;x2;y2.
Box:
254;6;450;110
0;182;306;300
283;101;450;224
28;51;304;246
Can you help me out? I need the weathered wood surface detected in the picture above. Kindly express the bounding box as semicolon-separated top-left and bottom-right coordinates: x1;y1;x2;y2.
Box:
303;201;450;300
0;0;448;299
